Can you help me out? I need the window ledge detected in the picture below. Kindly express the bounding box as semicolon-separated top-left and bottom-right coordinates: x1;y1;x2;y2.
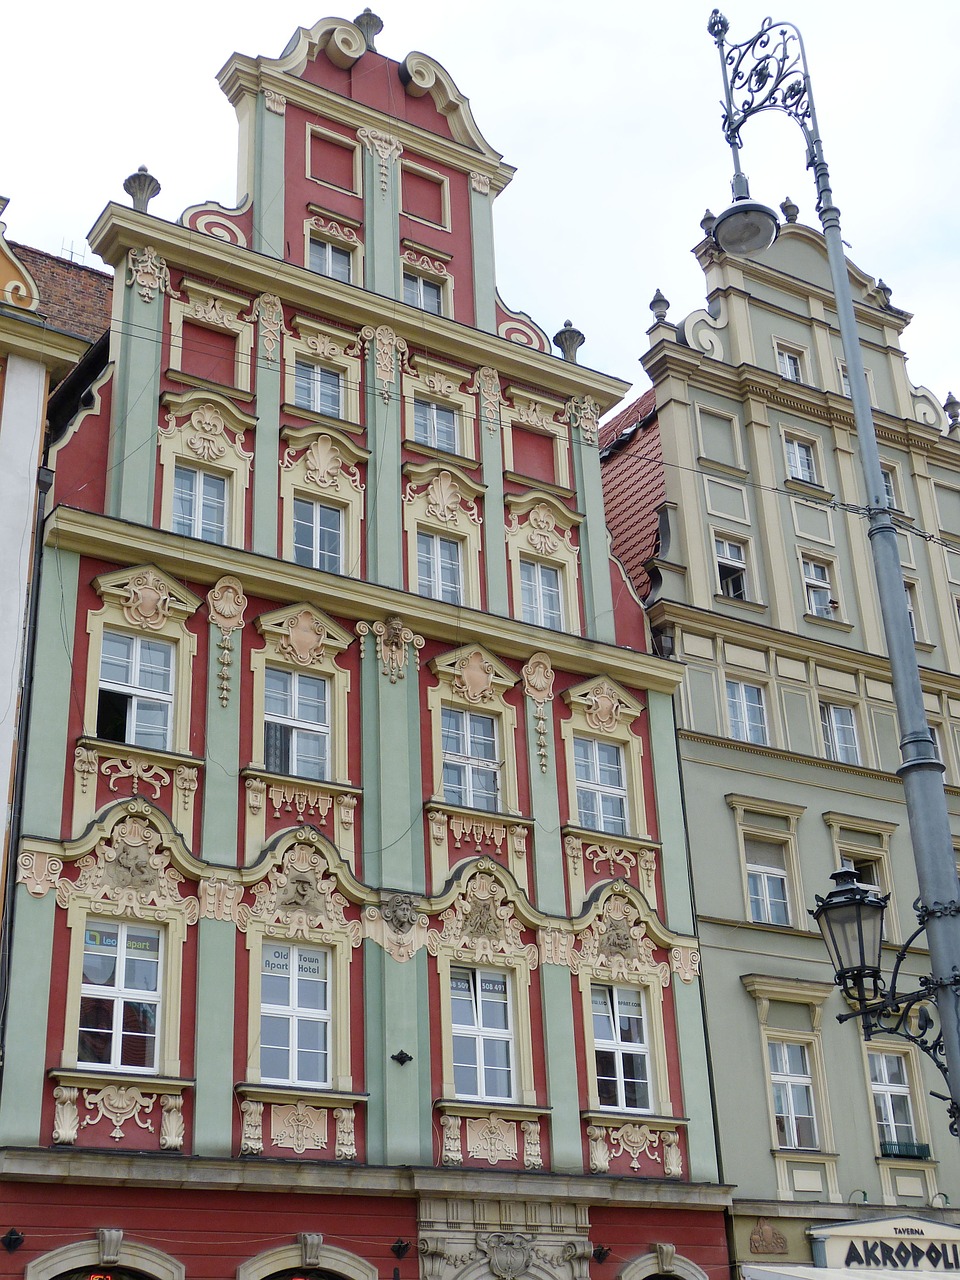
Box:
713;594;769;613
235;1082;366;1107
914;640;937;654
50;1068;193;1093
435;1099;549;1121
697;456;750;480
403;441;480;471
164;369;252;402
281;402;362;435
561;823;656;847
803;612;855;633
241;769;360;826
582;1110;686;1129
503;471;577;502
772;1147;838;1160
428;800;529;825
77;735;203;773
784;478;834;502
426;804;532;862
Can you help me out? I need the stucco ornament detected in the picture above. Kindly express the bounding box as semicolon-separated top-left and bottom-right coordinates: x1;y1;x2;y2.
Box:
16;848;64;898
351;323;410;402
278;607;329;666
239;1099;263;1155
440;1113;463;1165
670;945;701;984
357;127;403;194
159;1094;185;1150
240;838;362;945
242;293;289;360
402;249;448;280
452;649;496;704
470;171;492;194
272;1100;327;1153
362;891;430;961
609;1121;661;1170
199;876;245;923
586;1124;610;1174
515;399;554;431
525;504;561;555
122;569;173;631
573;892;670;986
750;1219;788;1255
584;680;623;733
283;435;363;492
207;576;248;707
186;404;228;461
126;246;179;303
468;366;507;435
355;615;424;683
52;1086;79;1144
334;1106;357;1160
478;1233;534;1280
560;395;602;446
427;865;538;968
101;757;170;799
188;296;240;331
467;1114;518;1164
417;470;481;526
421;370;458;399
307;214;359;248
521;1119;543;1170
264;89;286;115
82;1084;157;1141
74;746;99;794
662;1128;683;1177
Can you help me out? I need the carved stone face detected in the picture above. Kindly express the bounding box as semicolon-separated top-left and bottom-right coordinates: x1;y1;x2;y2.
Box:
383;893;418;933
278;869;321;910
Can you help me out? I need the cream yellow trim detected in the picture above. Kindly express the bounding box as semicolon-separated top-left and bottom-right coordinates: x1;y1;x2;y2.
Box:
560;676;648;840
71;737;201;838
402;463;483;608
284;317;363;425
26;1239;184;1280
158;396;253;548
239;1242;375;1280
401;254;455;319
279;424;366;580
505;493;581;635
773;337;810;384
727;795;806;932
169;280;254;393
773;1147;841;1203
694;401;745;470
242;770;359;868
303;212;365;288
401;356;474;461
400;159;451;231
856;1038;934;1183
305;122;362;197
502;391;571;490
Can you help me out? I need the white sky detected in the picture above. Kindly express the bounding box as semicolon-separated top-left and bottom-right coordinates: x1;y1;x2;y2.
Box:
4;2;958;408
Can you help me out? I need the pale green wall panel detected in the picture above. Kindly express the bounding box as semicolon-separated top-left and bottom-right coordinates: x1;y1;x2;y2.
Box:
252;96;285;258
672;977;720;1184
524;699;565;915
480;421;508;615
571;438;615;643
362;148;401;300
22;549;78;836
360;657;423;893
540;963;582;1172
201;626;240;865
109;284;162;523
468;186;496;333
0;889;55;1144
251;332;282;558
364;354;403;590
192;917;236;1156
648;690;694;935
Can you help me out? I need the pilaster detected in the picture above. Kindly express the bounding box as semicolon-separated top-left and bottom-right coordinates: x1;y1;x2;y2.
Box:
192;917;237;1156
359;128;402;300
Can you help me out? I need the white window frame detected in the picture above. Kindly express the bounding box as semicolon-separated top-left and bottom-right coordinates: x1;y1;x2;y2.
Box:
745;838;792;926
294;359;343;419
785;435;819;485
403;271;443;315
450;966;514;1102
768;1038;820;1150
417;529;464;605
441;706;501;813
715;534;749;600
726;679;768;745
573;736;628;836
259;941;332;1088
591;984;653;1113
777;346;804;383
264;667;331;782
308;237;352;284
413;398;458;453
97;631;175;752
172;463;228;545
293;496;344;575
78;919;163;1074
802;556;836;618
820;701;860;765
519;557;564;629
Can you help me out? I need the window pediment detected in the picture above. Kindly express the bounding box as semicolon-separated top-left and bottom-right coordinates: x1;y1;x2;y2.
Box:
93;566;202;629
562;676;644;731
430;645;518;704
255;603;353;667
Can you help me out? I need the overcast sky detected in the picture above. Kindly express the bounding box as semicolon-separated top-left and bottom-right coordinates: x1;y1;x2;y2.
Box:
4;2;957;408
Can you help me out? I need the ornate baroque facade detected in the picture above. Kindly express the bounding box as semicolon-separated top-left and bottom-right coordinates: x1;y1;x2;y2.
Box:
0;15;728;1280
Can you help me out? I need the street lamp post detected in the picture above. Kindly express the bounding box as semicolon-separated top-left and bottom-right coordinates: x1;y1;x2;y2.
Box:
707;10;960;1132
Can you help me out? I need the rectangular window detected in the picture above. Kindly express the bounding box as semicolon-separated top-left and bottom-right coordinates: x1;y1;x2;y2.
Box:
746;838;791;925
868;1051;924;1156
260;943;330;1087
172;464;227;544
592;985;652;1112
839;361;852;397
441;707;500;811
777;348;803;382
264;668;330;780
882;467;897;508
726;680;767;745
450;967;513;1101
715;536;747;600
574;736;628;835
904;581;918;640
820;702;860;765
802;558;834;618
97;631;174;751
293;497;343;574
413;399;458;452
79;920;161;1072
520;558;563;629
403;273;442;315
786;437;818;485
768;1039;819;1149
308;238;351;284
841;853;881;888
294;360;342;418
417;530;463;604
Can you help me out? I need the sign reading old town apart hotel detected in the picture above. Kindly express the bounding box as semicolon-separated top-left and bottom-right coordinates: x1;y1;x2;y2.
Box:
811;1219;960;1272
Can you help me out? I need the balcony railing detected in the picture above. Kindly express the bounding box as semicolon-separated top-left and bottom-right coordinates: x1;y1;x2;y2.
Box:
880;1139;931;1160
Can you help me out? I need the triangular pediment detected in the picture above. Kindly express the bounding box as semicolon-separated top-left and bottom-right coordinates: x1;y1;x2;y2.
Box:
94;565;203;624
430;644;518;697
256;601;353;660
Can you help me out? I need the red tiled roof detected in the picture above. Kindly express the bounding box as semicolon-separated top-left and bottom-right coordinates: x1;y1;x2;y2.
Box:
9;243;113;344
600;389;664;600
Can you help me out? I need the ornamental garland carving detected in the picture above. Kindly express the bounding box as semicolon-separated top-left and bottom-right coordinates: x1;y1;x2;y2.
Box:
272;1100;328;1153
126;247;179;304
357;127;403;195
420;369;459;399
82;1084;157;1141
426;865;538;969
238;838;362;945
402;248;448;279
101;757;170;799
241;293;290;360
281;435;363;493
506;504;576;559
560;395;602;446
467;1113;518;1164
514;399;555;432
350;324;411;403
523;653;555;774
609;1121;661;1170
355;615;424;682
54;808;200;925
188;295;241;331
403;471;481;527
160;403;253;468
467;366;507;435
207;576;248;707
307;214;360;248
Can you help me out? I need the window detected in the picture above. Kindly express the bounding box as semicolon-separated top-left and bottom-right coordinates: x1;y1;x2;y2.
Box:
820;702;860;765
172;464;227;544
746;838;791;925
264;668;330;780
882;467;898;508
868;1051;926;1156
403;272;442;314
520;558;563;629
295;360;342;418
839;361;852;397
450;967;513;1101
768;1039;818;1149
715;536;748;600
904;581;918;640
97;631;174;751
592;985;652;1112
786;436;818;484
802;557;835;618
79;920;162;1072
777;348;803;382
417;530;463;604
308;238;351;284
260;943;330;1087
574;737;628;835
413;398;458;452
293;498;343;574
441;707;500;812
726;680;767;745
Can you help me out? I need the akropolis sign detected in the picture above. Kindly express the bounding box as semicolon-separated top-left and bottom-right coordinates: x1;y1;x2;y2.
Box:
810;1218;960;1272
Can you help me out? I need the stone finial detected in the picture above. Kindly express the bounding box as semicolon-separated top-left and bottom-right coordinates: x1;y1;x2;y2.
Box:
876;278;893;308
123;166;160;213
944;391;960;428
700;208;716;236
649;289;670;322
553;319;585;363
354;8;383;51
780;196;799;224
